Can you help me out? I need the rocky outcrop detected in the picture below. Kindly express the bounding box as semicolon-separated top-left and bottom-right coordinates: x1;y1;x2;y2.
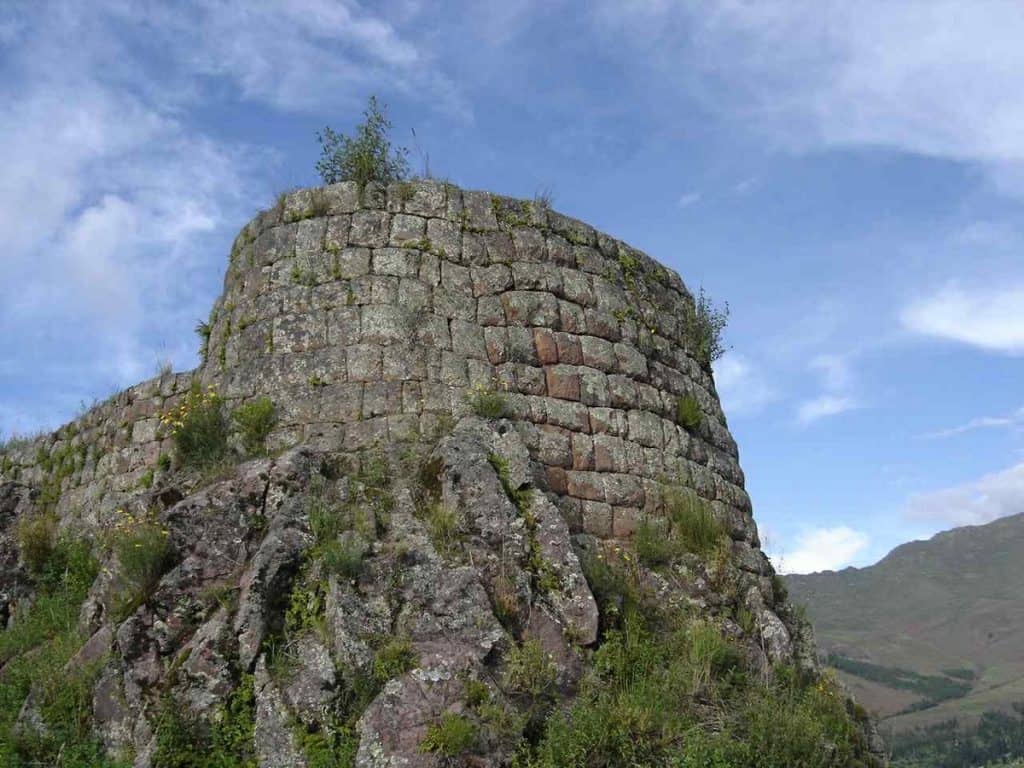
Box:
0;181;884;766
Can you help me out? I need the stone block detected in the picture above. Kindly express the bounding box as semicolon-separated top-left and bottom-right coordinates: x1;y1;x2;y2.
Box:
545;399;590;433
347;210;389;247
614;343;648;378
534;425;573;467
546;466;568;495
628;410;664;448
607;375;638;409
567;471;605;502
581;370;610;409
571;432;594;471
327;306;361;347
604;473;644;507
477;296;505;326
389;213;426;245
593;434;625;472
580;335;616;372
372;247;419;277
580;500;613;537
451;319;488;360
463;190;498;230
553;332;583;365
513;364;546;396
512;227;546;262
484;232;514;265
506;327;538;365
512;262;546;290
397;279;431;312
360;305;409;345
382;344;426;381
501;291;560;327
545;365;580;401
589;408;628;437
426;218;462;260
584;308;621;341
533;328;558;365
472;264;512;296
612;507;641;538
323;215;350;253
483;327;509;364
346;344;382;382
558;300;585;334
362;382;403;419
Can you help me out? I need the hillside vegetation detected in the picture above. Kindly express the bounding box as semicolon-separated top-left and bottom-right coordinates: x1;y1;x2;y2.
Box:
788;513;1024;764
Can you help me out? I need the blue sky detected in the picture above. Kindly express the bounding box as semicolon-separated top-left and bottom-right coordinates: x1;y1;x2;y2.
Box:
2;1;1023;573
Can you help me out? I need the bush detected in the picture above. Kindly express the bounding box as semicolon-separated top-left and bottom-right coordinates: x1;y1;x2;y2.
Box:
419;713;477;758
676;394;702;431
504;639;558;701
316;96;409;187
0;539;100;766
151;675;256;768
468;383;509;419
664;486;725;556
232;397;277;455
162;384;228;469
372;637;419;683
15;512;56;574
423;502;461;558
682;288;729;367
633;518;680;567
111;510;174;615
320;533;367;581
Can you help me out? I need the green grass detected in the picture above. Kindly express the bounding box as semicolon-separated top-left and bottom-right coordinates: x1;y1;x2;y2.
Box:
468;385;509;419
151;674;257;767
634;487;726;568
231;397;277;455
664;486;726;556
675;394;702;430
422;502;462;558
522;609;871;768
419;713;477;758
372;637;419;683
110;512;175;619
0;538;109;766
166;384;229;469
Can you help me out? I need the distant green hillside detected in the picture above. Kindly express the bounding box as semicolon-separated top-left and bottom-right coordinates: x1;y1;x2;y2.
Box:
786;512;1024;737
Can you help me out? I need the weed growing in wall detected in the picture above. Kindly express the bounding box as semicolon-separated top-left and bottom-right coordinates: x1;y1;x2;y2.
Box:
676;394;702;431
467;382;509;419
162;384;228;469
682;288;729;367
109;509;174;619
14;512;56;574
232;397;277;455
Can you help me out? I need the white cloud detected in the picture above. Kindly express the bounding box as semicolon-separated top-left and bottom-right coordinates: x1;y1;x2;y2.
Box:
905;462;1024;526
0;3;265;433
794;352;859;425
901;284;1024;353
796;395;857;426
713;353;775;417
109;0;467;118
924;406;1024;439
772;526;870;574
678;190;701;208
593;1;1024;194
